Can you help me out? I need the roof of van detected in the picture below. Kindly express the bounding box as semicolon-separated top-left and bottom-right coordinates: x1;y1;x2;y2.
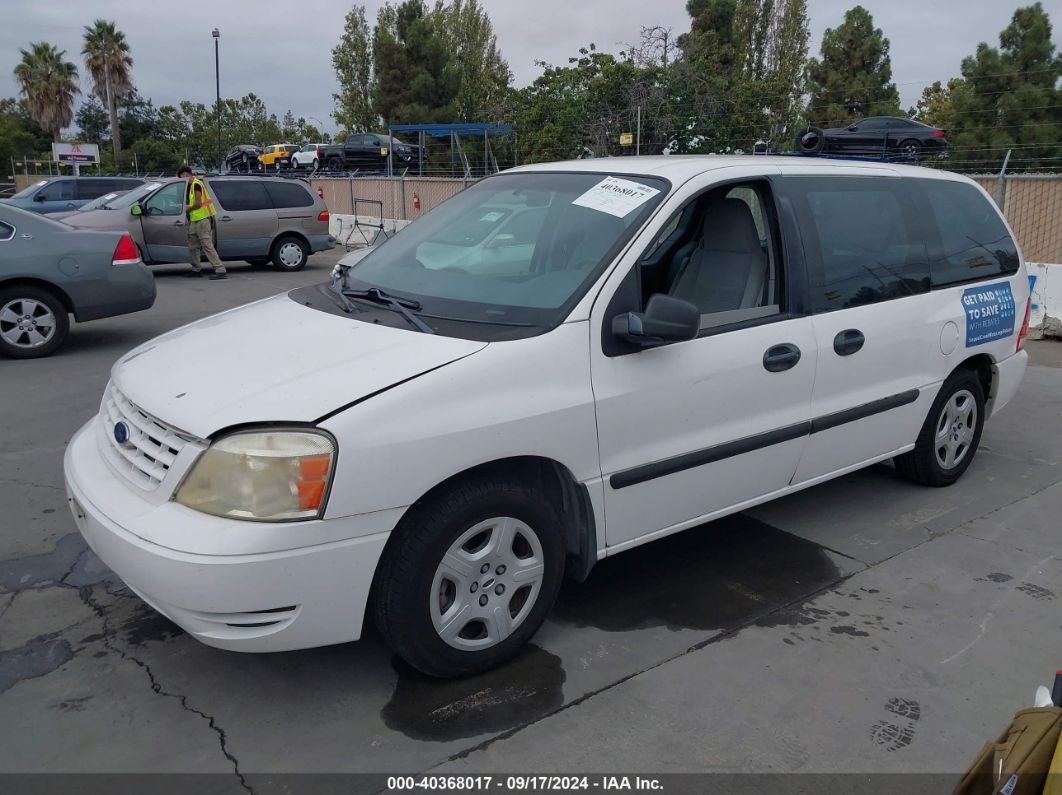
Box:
509;155;972;184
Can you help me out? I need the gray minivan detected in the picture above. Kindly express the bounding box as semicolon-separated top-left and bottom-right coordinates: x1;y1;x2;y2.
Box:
64;176;335;270
4;177;144;214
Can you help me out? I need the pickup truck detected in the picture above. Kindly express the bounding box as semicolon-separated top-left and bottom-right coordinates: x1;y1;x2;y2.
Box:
320;133;421;172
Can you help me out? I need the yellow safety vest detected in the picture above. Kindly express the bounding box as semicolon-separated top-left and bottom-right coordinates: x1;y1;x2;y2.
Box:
187;178;216;223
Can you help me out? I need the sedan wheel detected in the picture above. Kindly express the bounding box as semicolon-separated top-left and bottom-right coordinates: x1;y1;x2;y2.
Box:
0;287;69;359
900;139;922;160
430;517;546;651
934;389;977;470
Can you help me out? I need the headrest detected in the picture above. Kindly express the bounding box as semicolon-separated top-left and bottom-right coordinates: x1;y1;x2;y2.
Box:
700;198;762;254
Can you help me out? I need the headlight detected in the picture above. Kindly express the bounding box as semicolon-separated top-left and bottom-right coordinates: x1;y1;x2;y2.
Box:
175;430;335;521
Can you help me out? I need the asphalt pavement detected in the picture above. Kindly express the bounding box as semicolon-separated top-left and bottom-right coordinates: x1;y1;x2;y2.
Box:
2;252;1061;792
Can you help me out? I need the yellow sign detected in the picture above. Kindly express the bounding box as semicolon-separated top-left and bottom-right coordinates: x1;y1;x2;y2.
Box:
619;133;634;146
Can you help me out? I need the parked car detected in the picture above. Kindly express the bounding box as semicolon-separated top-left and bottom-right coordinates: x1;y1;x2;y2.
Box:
2;176;145;215
795;116;948;160
64;156;1029;677
291;143;327;171
49;189;133;221
258;144;301;171
63;176;334;270
223;145;262;173
320;132;420;171
0;203;155;358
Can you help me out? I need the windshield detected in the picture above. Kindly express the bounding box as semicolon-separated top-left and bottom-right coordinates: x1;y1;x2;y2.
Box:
344;171;668;329
106;182;167;209
11;180;48;199
78;191;124;211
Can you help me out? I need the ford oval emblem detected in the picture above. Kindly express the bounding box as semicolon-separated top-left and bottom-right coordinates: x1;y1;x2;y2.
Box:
113;421;129;445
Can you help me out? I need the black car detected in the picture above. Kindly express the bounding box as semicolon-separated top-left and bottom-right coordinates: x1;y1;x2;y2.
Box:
795;116;948;160
223;145;263;173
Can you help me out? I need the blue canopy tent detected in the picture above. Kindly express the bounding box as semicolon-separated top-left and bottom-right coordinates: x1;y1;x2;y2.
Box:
387;122;515;177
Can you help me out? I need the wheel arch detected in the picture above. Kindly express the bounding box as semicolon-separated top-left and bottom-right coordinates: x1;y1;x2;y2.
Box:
271;230;311;256
385;455;600;584
0;277;75;315
954;352;995;410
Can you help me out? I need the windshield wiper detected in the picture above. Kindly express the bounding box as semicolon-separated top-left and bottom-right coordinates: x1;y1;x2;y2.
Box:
342;287;435;334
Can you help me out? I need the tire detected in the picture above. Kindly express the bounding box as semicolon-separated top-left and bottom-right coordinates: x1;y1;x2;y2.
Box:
894;368;985;487
327;156;343;171
899;139;922;161
270;235;308;271
0;285;70;359
372;475;566;678
795;126;825;153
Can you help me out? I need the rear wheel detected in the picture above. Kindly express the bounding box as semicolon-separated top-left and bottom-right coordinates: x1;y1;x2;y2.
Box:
0;286;69;359
372;475;566;678
895;368;985;487
899;139;922;160
327;156;343;171
271;235;308;271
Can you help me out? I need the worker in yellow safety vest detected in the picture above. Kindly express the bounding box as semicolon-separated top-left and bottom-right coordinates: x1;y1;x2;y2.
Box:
178;166;226;280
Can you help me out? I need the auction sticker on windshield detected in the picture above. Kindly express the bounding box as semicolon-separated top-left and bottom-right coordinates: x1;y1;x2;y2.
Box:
572;176;660;218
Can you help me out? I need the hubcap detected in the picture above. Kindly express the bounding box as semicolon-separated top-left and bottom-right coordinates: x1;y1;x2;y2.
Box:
0;298;56;349
430;516;546;651
935;389;977;470
278;242;303;267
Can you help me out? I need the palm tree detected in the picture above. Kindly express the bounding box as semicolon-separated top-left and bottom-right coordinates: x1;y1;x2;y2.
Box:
13;42;80;142
82;19;133;164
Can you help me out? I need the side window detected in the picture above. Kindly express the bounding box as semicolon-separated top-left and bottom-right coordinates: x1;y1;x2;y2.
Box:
37;180;75;201
144;182;187;216
263;181;314;209
789;177;930;313
76;180;111;200
0;221;14;241
209;181;272;212
920;180;1019;287
653;182;781;328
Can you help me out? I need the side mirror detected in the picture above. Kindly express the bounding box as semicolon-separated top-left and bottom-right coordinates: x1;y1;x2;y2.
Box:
847;125;859;132
130;204;143;217
612;293;700;347
33;193;46;202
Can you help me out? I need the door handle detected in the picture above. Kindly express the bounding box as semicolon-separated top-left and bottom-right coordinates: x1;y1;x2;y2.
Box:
763;343;802;372
174;220;185;226
219;215;232;222
833;329;865;356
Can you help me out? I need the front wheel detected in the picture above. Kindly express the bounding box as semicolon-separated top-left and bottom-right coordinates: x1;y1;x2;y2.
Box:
895;368;985;487
271;235;308;271
0;286;70;359
373;476;566;678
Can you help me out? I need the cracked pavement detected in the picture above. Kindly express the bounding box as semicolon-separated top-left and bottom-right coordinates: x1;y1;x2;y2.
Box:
2;254;1062;790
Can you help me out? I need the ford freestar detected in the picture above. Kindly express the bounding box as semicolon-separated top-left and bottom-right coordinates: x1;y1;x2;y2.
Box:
64;156;1030;677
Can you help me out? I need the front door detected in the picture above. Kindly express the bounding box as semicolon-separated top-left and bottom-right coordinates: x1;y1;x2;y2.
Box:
590;176;818;550
140;181;192;263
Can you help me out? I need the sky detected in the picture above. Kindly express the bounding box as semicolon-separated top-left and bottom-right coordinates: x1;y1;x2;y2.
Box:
0;0;1052;136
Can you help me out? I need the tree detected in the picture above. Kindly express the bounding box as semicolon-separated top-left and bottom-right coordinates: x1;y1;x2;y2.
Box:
333;4;378;132
76;96;109;144
13;42;80;142
430;0;511;120
805;6;901;127
82;20;134;164
0;98;51;175
910;78;966;129
373;0;459;125
949;3;1062;171
118;88;157;147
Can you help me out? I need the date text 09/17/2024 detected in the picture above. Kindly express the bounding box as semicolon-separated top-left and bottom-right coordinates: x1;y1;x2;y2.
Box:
386;776;664;791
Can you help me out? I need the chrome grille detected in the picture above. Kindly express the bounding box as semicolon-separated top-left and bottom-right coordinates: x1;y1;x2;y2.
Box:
100;383;188;490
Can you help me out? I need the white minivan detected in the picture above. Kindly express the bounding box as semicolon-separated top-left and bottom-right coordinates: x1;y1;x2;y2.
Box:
65;156;1031;677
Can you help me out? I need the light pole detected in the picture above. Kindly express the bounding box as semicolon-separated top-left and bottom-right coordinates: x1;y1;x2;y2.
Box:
212;28;221;172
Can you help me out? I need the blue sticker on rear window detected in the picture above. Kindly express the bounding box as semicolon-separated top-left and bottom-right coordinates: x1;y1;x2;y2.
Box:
962;283;1016;347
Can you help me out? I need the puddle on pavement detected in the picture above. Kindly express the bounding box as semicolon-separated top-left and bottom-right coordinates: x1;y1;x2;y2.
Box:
382;645;565;742
552;514;843;633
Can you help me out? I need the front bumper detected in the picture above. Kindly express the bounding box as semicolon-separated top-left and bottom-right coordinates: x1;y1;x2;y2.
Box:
63;419;390;652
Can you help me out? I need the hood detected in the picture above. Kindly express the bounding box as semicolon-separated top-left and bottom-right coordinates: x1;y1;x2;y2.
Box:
112;292;487;438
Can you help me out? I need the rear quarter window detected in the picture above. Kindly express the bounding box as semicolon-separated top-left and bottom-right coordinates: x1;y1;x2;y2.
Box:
209;181;272;211
0;221;14;241
920;180;1019;288
263;181;314;209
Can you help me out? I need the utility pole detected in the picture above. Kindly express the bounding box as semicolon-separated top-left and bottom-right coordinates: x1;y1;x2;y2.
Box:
636;106;641;156
213;29;221;172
